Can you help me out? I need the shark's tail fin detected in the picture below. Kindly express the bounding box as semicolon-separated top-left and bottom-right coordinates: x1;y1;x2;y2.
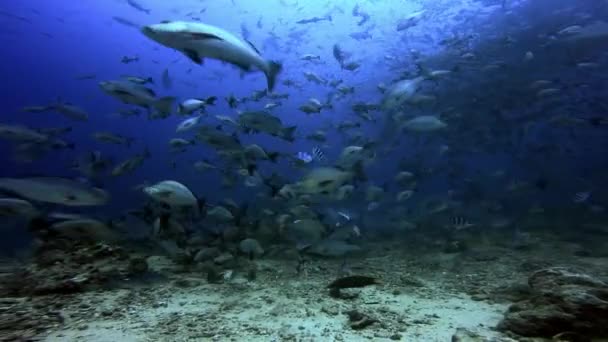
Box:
265;61;282;92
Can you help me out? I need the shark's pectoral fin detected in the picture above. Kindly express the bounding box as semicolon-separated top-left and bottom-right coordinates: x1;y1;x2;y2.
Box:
234;61;252;72
182;49;204;64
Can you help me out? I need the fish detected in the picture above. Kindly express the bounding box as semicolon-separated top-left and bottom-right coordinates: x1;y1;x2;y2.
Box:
349;30;372;41
0;198;40;218
337;85;354;95
168;138;194;151
307;240;361;258
50;218;120;242
327;275;380;289
21;105;52;113
121;75;154;84
367;202;379;211
400;115;447;132
50;102;89;121
296;146;325;164
449;216;475;230
244;174;264;188
264;102;280;110
299;98;328;114
214;115;238;126
244;144;278;162
307;130;327;142
335;145;376;171
161;68;172;89
196;126;242;151
382;76;427;110
142;21;282;91
121;55;139;64
99;80;175;116
352;4;370;26
74;74;97;80
396;10;425;31
237;111;296;142
239;238;264;257
114;108;142;118
92;132;134;146
303;71;327;85
312;146;325;162
177;97;216;115
0;124;50;143
193;159;218;172
176;116;202;133
112;149;150;176
300;54;321;61
71;151;112;179
206;205;234;222
337;211;351;221
240;23;250;41
295;151;313;164
342;61;361;71
290;167;354;197
143;180;198;211
396;190;414;202
296;15;332;24
573;191;591;203
225;94;241;108
125;0;151;14
112;16;141;29
0;177;109;206
332;44;349;67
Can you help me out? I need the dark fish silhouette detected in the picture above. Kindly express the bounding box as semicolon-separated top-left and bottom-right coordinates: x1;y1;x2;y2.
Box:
328;275;380;289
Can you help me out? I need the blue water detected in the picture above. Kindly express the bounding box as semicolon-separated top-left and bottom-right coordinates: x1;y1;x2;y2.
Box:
0;0;607;239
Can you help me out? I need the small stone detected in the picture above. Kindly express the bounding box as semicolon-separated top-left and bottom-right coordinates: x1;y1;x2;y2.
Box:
321;305;340;316
451;327;485;341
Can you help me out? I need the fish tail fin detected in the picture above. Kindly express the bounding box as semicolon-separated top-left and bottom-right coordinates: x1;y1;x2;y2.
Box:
26;215;52;234
282;126;297;142
327;15;333;21
147;77;154;84
268;152;280;163
352;160;368;183
154;96;176;115
206;96;218;105
265;61;282;92
416;63;430;77
143;147;151;158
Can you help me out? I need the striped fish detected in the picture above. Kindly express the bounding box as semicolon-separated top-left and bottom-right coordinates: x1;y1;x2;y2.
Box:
450;216;475;230
573;191;591;203
312;146;325;161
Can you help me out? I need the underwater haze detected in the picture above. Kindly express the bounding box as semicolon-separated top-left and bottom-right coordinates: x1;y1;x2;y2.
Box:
1;0;608;341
